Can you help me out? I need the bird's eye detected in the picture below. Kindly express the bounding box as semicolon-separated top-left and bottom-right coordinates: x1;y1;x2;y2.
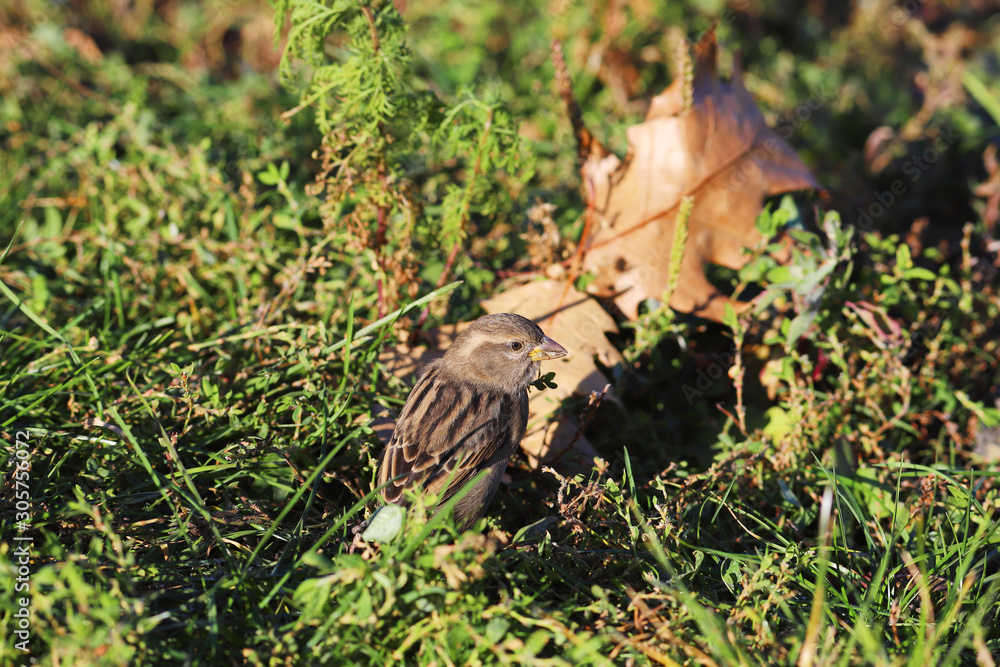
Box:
508;341;524;351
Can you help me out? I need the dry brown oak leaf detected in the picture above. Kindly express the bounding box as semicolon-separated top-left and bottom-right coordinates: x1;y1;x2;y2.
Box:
378;280;621;468
580;27;821;322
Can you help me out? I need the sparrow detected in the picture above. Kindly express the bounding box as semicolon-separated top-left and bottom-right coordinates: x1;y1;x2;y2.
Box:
378;312;567;531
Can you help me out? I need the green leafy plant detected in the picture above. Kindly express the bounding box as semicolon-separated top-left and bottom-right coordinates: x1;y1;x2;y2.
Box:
274;0;534;320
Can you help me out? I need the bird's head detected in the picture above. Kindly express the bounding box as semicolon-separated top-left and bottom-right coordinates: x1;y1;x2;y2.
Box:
441;313;567;393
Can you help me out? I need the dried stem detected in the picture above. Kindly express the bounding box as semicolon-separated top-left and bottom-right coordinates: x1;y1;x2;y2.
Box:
548;384;610;464
362;3;391;317
551;39;593;165
413;108;495;336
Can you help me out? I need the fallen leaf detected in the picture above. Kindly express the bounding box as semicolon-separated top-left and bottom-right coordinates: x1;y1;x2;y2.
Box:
576;25;821;322
360;503;406;542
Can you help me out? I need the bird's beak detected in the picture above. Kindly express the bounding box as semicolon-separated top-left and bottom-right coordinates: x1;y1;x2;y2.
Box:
529;336;568;361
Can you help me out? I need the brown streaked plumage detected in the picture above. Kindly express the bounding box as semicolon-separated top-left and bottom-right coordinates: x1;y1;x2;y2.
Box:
378;313;567;531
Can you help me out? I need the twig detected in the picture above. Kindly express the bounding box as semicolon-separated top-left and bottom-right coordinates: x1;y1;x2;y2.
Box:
362;3;391;317
551;39;593;165
412;108;495;337
548;384;610;465
714;402;749;439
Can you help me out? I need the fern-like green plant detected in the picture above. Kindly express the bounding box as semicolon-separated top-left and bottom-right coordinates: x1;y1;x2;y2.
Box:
273;0;534;320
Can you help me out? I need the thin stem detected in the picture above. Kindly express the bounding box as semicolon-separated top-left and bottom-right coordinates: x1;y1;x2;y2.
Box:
413;108;495;336
361;3;391;317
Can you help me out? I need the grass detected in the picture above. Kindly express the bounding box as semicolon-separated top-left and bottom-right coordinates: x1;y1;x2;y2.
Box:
2;0;1000;664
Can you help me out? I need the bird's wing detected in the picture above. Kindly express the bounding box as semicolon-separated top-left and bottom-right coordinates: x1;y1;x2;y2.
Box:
378;365;527;506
